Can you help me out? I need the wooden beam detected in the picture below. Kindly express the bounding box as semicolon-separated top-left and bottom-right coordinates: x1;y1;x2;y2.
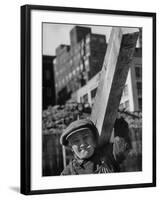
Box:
91;27;139;145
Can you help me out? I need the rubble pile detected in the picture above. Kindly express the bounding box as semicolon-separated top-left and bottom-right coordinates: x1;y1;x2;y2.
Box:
42;102;142;173
42;101;91;136
121;111;142;129
42;101;142;136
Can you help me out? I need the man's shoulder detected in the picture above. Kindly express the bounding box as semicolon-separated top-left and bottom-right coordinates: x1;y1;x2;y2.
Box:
97;143;113;156
96;144;120;172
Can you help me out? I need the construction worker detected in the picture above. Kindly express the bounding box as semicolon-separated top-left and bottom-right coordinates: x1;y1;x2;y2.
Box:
60;119;120;175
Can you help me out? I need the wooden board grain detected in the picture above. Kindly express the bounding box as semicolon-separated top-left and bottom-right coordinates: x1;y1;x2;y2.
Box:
91;27;139;144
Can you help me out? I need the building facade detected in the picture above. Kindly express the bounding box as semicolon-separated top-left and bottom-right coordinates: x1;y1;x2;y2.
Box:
75;47;142;112
54;26;107;105
43;55;56;109
119;48;142;112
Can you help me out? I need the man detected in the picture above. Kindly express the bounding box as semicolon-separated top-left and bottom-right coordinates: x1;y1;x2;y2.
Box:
60;119;120;175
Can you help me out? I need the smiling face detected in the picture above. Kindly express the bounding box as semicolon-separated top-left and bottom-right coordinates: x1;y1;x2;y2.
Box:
67;129;97;160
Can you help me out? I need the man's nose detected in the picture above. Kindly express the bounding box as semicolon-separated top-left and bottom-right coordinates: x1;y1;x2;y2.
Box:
80;140;87;148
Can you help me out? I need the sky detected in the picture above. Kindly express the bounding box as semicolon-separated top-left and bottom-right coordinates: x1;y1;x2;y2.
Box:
42;23;139;56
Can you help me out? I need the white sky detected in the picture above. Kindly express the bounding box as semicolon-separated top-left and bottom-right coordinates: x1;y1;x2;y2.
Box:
42;23;139;56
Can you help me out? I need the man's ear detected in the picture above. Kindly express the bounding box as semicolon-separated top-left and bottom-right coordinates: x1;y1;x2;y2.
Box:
68;142;73;151
69;146;74;152
93;136;98;147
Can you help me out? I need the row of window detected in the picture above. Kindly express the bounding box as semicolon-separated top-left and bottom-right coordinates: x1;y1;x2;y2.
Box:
55;52;90;75
119;100;130;111
138;98;142;110
137;82;142;96
79;87;97;105
135;66;142;79
122;81;142;99
56;36;105;68
73;34;105;51
79;88;131;111
120;98;142;111
56;66;89;90
54;35;106;82
45;70;51;80
78;84;142;111
80;94;142;112
55;56;90;82
123;85;128;97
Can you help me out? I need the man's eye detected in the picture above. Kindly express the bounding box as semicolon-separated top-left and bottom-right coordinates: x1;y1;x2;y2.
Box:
71;139;79;144
83;135;88;139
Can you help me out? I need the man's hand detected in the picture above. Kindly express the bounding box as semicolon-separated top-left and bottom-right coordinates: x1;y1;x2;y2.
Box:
113;136;128;163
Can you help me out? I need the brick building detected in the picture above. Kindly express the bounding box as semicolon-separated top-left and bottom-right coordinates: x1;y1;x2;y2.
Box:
43;55;56;109
54;26;107;105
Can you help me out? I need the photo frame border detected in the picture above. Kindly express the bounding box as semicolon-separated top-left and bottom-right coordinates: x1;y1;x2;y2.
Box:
20;4;156;195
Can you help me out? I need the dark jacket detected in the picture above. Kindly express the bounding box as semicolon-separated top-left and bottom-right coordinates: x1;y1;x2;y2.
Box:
114;117;131;148
61;144;120;175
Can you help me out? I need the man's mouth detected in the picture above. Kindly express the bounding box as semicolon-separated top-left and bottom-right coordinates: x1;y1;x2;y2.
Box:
80;145;91;152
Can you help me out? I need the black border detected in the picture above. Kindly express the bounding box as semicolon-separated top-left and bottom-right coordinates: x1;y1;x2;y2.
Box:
20;4;156;195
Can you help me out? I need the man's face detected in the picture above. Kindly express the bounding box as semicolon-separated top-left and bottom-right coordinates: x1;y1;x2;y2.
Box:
68;129;96;160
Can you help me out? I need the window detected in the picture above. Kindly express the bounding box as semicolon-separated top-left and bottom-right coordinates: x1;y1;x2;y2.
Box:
91;35;97;41
80;97;83;103
80;63;83;71
86;36;90;43
124;100;130;110
73;70;76;76
135;63;141;68
86;50;90;57
138;98;142;110
137;82;142;96
123;85;128;96
135;67;142;79
86;44;90;55
99;37;105;43
45;70;50;80
53;59;56;65
91;88;97;98
83;94;88;103
81;40;84;47
85;59;89;71
80;48;84;56
77;66;80;73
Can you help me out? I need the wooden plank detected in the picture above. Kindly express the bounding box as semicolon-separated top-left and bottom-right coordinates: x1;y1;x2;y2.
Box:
91;27;139;145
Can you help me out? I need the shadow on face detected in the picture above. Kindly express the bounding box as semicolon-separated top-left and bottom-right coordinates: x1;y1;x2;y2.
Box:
67;129;96;160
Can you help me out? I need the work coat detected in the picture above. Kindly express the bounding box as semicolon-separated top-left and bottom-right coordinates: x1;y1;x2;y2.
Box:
61;144;120;175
